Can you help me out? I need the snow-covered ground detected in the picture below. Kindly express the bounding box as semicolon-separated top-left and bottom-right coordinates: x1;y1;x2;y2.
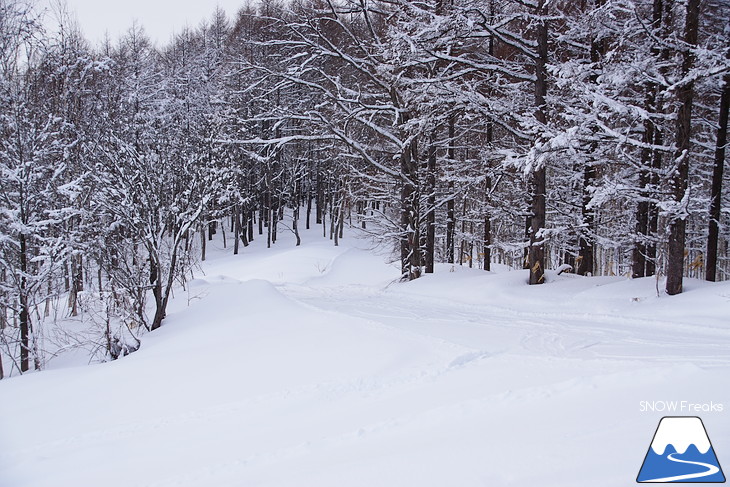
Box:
1;224;729;486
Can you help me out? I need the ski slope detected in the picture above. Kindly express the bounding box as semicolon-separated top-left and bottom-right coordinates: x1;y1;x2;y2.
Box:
1;226;729;486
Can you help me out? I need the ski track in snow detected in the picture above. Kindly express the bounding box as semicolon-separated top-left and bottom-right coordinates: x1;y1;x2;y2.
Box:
642;453;720;482
1;228;729;487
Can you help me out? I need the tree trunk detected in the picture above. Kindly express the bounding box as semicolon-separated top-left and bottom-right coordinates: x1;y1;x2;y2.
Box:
19;233;30;373
666;0;700;295
706;47;729;281
400;141;421;280
248;209;254;243
633;98;653;278
425;137;437;273
577;163;596;276
67;254;84;316
634;0;665;278
200;227;206;261
306;191;312;230
528;2;549;285
578;12;603;276
316;169;324;225
150;250;164;330
446;115;456;264
233;205;240;255
293;206;302;246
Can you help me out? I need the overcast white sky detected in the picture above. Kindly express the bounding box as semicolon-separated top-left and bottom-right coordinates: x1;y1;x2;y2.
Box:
41;0;245;46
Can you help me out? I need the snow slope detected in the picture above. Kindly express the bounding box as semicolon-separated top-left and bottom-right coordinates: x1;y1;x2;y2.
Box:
1;225;729;486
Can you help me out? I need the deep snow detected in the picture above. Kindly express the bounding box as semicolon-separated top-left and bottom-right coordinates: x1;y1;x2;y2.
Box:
1;224;729;486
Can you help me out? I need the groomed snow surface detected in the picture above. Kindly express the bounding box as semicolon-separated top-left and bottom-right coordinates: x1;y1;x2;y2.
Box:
1;225;729;486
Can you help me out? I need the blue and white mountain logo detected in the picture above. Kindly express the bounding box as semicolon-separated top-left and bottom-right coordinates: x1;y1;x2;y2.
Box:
637;416;725;483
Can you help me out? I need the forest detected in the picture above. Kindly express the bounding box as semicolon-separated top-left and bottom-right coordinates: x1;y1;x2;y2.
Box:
0;0;729;377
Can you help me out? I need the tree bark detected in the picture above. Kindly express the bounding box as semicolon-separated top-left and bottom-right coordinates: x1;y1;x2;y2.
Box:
233;205;240;255
400;141;421;280
446;115;456;264
706;48;730;281
425;137;437;273
577;6;603;276
19;233;30;373
666;0;700;295
528;2;549;285
200;227;206;261
633;0;665;278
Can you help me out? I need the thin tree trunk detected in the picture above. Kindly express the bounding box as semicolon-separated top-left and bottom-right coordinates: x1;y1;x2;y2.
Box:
208;221;216;240
425;137;437;273
446;115;456;264
272;201;278;244
306;191;312;230
293;206;301;246
316;170;324;225
19;233;30;373
233;205;240;255
200;227;206;261
248;209;254;243
633;104;653;278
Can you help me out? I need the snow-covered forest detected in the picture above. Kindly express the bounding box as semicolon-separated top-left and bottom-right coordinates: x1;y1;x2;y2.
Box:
0;0;729;374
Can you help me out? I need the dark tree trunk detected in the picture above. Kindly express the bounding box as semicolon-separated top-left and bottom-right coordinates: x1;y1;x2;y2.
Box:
523;214;532;269
528;2;549;285
483;18;495;273
200;227;206;261
633;97;654;278
400;141;421;280
666;0;700;296
248;209;254;243
272;201;278;244
338;199;344;240
425;137;437;273
293;206;302;246
19;233;30;373
634;0;665;278
646;128;663;277
306;191;312;230
240;209;249;248
632;170;649;278
578;10;603;276
150;250;164;330
706;50;729;281
68;253;83;316
258;195;264;235
233;205;240;255
446;115;456;264
316;169;324;225
483;215;492;271
577;163;596;276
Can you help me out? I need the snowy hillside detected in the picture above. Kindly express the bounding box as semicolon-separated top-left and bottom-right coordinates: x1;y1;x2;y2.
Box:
1;227;729;487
